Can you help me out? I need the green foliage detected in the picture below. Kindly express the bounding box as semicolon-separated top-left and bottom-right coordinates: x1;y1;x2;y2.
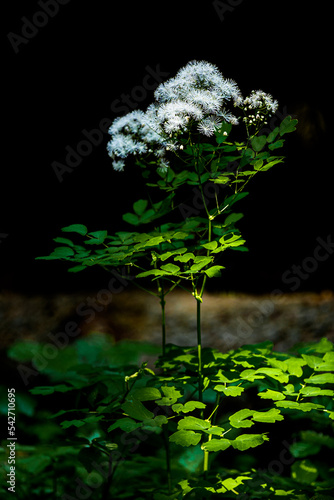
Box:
4;335;334;498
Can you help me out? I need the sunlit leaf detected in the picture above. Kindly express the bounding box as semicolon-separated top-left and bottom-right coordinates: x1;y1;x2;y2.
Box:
169;430;201;447
258;389;286;401
202;438;231;452
172;401;206;414
155;386;183;406
204;265;225;278
229;409;254;428
214;386;244;397
230;433;269;451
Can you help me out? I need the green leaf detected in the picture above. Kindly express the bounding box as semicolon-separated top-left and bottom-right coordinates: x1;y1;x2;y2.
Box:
214;386;245;397
254;367;289;383
266;127;280;143
256;158;283;171
204;265;225;278
275;401;325;412
268;139;284;150
133;199;148;216
174;252;195;263
60;419;86;429
304;373;334;385
178;416;211;431
86;230;108;244
302;354;323;369
291;459;318;484
224;213;244;226
205;425;225;436
219;476;252;493
298;337;334;354
251;135;266;152
172;401;206;414
141;416;169;429
212;175;230;185
62;224;87;235
131;387;161;401
252;408;283;423
299;386;334;397
169;430;201;447
290;441;321;458
30;384;72;395
155;386;183;406
190;257;212;272
108;417;141;433
201;241;218;251
238;369;265;382
53;237;75;246
279;116;298;136
136;269;169;278
301;430;334;449
52;246;75;258
231;433;269;451
217;233;246;251
285;357;306;377
149;236;166;246
202;438;231;452
122;212;140;225
121;399;154;421
68;265;87;273
229;409;254;428
160;263;181;274
258;389;286;401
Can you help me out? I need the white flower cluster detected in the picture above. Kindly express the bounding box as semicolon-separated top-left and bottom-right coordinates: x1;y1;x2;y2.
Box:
107;61;244;171
242;90;279;127
107;61;278;171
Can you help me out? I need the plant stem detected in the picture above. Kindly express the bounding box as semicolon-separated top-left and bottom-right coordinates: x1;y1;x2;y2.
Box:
203;434;212;475
160;282;166;357
196;296;203;404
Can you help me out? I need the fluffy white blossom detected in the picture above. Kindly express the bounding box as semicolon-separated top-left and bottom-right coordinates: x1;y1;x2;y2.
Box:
243;90;278;114
107;60;278;171
112;159;125;171
154;61;242;107
157;100;204;134
197;116;222;137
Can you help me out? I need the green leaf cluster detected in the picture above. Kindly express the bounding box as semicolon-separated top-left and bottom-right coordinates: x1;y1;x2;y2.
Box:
6;334;333;498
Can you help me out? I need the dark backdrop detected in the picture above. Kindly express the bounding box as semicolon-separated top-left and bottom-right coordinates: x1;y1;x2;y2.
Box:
3;0;333;295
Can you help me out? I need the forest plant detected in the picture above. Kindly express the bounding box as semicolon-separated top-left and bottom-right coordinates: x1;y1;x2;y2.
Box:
20;60;334;498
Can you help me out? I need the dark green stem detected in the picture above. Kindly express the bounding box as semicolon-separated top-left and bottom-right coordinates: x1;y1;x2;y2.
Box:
196;297;203;404
158;279;166;356
161;290;166;357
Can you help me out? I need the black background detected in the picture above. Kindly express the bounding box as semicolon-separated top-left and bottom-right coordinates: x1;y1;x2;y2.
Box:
3;0;333;295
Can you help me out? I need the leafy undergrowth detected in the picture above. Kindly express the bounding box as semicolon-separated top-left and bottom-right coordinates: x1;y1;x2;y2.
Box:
1;334;334;499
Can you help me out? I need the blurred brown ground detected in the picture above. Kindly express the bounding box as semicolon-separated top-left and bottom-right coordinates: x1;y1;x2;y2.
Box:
1;289;333;353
